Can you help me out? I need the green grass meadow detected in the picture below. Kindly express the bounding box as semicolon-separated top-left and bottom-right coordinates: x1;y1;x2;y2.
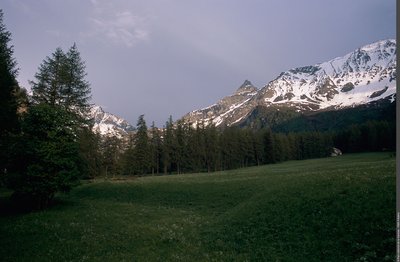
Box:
0;153;396;261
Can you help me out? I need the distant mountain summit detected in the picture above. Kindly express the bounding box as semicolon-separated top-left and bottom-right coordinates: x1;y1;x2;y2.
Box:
184;80;259;127
182;39;396;127
235;80;258;95
90;106;134;138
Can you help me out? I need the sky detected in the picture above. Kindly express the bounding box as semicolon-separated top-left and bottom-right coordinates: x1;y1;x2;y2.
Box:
2;0;396;126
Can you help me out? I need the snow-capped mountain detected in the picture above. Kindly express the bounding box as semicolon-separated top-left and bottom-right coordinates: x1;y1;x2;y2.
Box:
90;106;134;138
183;39;396;127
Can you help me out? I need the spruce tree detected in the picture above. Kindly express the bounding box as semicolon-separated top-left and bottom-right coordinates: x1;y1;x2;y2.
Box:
133;115;150;175
121;134;136;175
252;131;264;165
263;128;276;164
0;9;21;177
174;120;191;174
204;124;219;172
79;128;102;178
162;116;174;174
150;122;162;174
196;121;207;170
0;9;19;133
101;136;122;178
186;124;202;172
0;9;18;128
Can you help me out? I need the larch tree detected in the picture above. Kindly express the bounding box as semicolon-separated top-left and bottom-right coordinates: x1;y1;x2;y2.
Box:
31;44;91;119
31;48;66;107
63;44;91;116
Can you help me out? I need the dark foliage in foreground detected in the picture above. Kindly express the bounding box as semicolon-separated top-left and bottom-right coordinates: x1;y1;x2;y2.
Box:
6;104;82;209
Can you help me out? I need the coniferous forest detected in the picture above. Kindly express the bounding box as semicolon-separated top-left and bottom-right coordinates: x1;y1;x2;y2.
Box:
112;116;395;177
0;8;396;210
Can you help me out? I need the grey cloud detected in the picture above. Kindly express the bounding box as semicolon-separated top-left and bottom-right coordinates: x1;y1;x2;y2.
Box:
87;3;150;47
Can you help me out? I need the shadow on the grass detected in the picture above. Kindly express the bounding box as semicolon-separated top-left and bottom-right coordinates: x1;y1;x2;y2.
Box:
0;194;74;217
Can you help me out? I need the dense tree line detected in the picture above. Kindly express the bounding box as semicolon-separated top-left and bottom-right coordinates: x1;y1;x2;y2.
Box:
115;116;336;176
110;115;395;177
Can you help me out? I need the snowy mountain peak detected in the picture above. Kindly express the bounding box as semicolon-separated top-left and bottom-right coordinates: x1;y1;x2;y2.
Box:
182;39;396;127
261;39;396;111
90;106;134;138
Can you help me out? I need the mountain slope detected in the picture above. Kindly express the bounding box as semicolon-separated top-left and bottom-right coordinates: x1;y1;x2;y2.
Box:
182;39;396;128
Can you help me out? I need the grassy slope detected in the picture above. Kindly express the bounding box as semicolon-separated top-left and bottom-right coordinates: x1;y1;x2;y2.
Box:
0;153;395;261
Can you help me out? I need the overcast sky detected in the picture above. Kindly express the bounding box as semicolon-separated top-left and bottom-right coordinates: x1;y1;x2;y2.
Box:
2;0;396;126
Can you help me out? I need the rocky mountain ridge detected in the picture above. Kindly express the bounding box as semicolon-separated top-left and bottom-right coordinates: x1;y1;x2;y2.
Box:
182;39;396;127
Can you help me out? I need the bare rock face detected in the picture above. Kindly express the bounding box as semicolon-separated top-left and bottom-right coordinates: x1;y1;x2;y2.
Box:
370;86;389;98
341;82;355;92
315;78;339;101
182;39;396;127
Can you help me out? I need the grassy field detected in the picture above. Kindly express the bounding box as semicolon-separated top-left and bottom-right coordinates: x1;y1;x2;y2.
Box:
0;152;395;261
